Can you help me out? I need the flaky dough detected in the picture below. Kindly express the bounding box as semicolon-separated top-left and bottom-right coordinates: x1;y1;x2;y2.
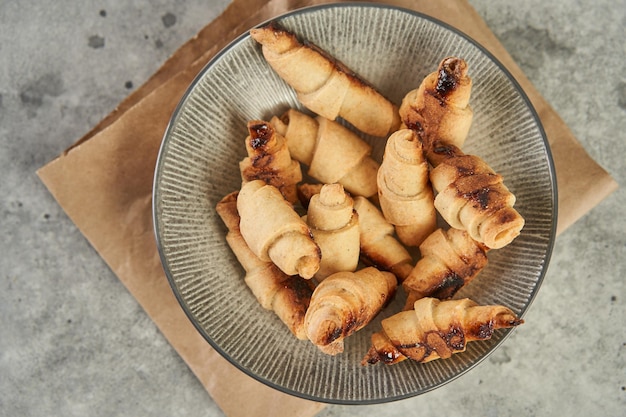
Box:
305;267;397;355
251;24;400;137
216;192;315;339
239;120;302;204
377;129;437;247
399;56;473;149
402;228;488;309
272;109;379;198
353;196;414;282
363;298;523;365
427;141;525;249
237;180;321;278
303;183;360;281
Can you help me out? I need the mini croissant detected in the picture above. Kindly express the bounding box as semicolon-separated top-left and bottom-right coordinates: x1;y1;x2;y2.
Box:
304;267;397;355
362;297;523;365
296;187;414;282
377;129;437;247
399;56;473;149
303;183;360;281
216;192;315;339
272;109;379;198
237;180;321;278
251;23;400;137
296;182;324;209
239;120;302;204
402;228;488;309
427;141;525;249
353;196;414;282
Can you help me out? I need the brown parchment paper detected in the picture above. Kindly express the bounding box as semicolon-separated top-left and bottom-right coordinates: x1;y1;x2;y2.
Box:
37;1;618;416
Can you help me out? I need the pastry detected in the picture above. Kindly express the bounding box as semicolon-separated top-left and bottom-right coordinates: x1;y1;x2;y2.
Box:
362;297;523;365
216;192;315;339
271;109;379;198
377;128;437;247
296;182;324;209
239;119;302;204
399;56;473;149
427;140;525;249
402;228;488;309
303;183;360;281
353;196;414;282
237;180;321;278
297;187;415;282
251;23;401;137
304;267;397;355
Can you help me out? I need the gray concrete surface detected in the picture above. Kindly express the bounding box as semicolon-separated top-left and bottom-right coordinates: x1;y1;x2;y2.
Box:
1;1;624;416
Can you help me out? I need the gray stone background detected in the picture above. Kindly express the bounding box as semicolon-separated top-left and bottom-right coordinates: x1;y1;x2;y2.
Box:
1;1;624;416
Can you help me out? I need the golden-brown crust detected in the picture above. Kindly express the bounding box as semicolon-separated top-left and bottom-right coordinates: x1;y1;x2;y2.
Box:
304;183;360;281
376;129;437;247
427;141;525;249
402;228;488;309
271;276;316;340
362;298;523;365
239;120;302;204
353;196;415;282
296;182;324;209
237;180;321;278
272;109;380;198
399;56;473;149
216;192;315;339
304;267;397;354
251;23;400;137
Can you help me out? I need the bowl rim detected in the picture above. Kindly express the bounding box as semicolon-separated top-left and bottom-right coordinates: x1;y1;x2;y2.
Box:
152;1;558;404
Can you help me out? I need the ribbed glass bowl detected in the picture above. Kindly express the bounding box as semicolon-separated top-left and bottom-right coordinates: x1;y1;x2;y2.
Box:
153;3;557;404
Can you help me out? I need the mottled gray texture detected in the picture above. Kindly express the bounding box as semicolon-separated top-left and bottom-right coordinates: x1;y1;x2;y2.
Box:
0;1;624;416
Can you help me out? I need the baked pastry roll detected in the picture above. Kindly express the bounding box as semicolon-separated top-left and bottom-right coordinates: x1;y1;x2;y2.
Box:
402;228;488;309
216;192;315;339
296;186;414;282
399;56;473;149
251;23;401;137
237;180;321;278
296;182;324;209
303;183;360;281
427;141;525;249
239;120;302;204
353;196;414;282
377;129;437;247
304;267;397;355
362;297;523;365
271;109;379;198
